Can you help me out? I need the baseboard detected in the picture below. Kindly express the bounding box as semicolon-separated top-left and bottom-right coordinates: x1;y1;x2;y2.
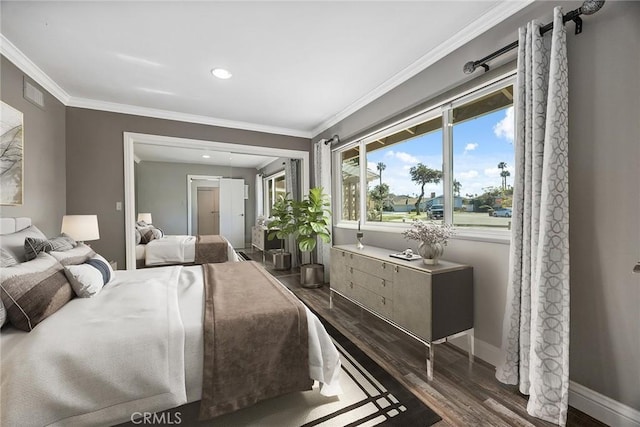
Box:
449;337;640;426
569;381;640;427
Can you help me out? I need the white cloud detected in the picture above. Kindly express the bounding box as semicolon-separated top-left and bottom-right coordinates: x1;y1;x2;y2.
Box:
458;170;479;180
463;143;478;154
484;167;501;178
385;150;395;158
394;151;419;164
494;106;514;142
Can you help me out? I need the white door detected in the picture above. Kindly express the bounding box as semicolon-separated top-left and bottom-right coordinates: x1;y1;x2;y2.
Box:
219;178;245;248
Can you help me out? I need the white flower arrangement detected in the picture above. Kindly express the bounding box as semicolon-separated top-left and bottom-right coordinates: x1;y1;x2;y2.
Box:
402;220;454;245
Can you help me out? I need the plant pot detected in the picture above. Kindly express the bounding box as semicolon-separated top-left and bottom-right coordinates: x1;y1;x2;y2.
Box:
418;241;445;265
273;251;291;270
300;263;324;288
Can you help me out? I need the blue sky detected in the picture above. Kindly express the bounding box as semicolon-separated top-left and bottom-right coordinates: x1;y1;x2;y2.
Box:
366;106;514;198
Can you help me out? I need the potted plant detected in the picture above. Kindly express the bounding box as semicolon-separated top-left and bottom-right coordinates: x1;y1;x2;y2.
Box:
294;187;331;287
267;194;295;270
402;220;453;265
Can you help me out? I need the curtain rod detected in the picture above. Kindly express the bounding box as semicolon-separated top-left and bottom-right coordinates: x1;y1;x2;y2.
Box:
463;0;605;74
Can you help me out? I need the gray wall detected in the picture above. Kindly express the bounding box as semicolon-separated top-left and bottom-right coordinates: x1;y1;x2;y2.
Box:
136;160;257;245
0;56;66;236
66;107;310;268
320;1;640;411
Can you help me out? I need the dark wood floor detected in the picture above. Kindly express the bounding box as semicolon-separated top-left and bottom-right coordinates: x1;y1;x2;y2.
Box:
246;248;606;427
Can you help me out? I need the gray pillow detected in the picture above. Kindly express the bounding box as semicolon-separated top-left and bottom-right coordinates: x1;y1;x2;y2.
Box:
0;225;47;262
49;243;95;266
24;235;76;261
1;248;18;268
0;252;74;331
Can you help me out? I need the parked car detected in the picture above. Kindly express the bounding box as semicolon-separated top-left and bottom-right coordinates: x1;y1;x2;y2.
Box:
429;204;444;219
492;208;512;217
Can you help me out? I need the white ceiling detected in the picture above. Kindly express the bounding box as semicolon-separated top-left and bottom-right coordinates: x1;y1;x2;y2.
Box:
0;1;532;138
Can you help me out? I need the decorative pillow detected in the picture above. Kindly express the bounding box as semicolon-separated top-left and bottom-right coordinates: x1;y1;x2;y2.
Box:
137;225;163;244
1;248;18;268
0;225;47;262
24;235;76;261
64;253;114;298
135;228;142;245
0;252;74;331
0;298;5;328
49;243;95;266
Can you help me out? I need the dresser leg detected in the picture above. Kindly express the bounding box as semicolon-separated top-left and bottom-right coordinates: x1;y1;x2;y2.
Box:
467;329;475;364
329;290;334;309
426;344;434;380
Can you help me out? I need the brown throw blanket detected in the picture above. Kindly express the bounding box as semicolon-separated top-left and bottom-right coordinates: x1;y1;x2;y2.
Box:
195;235;228;264
199;261;312;420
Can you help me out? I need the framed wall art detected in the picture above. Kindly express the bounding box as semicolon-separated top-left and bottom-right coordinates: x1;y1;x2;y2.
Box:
1;101;24;205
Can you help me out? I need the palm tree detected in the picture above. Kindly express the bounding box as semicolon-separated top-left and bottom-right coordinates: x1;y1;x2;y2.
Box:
453;179;462;197
497;162;508;190
376;162;386;187
500;170;511;190
409;163;442;215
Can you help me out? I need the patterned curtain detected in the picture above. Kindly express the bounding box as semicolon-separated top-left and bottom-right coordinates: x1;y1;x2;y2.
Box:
284;159;301;267
314;140;333;283
495;7;570;426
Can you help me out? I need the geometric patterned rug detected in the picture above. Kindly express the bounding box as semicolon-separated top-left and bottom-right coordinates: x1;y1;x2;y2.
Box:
118;296;441;426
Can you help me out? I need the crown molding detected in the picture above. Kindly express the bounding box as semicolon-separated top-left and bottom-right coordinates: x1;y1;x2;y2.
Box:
311;0;535;137
1;33;310;139
66;96;311;139
0;34;70;105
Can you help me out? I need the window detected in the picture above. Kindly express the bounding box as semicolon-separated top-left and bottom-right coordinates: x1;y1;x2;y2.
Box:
264;171;285;217
365;115;443;223
335;76;515;233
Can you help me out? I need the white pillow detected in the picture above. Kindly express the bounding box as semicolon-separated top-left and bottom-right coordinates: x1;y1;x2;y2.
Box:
63;254;113;298
0;225;47;262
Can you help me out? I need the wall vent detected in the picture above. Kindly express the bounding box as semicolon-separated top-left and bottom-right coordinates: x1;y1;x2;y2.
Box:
23;77;45;108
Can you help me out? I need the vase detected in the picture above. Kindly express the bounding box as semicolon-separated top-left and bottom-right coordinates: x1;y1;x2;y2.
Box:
418;241;444;265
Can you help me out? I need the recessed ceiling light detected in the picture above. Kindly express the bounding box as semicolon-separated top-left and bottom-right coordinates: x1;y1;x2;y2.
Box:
202;154;210;159
211;68;232;79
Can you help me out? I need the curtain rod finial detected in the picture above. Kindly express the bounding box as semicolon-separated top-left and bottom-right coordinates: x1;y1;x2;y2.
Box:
463;61;477;74
581;0;605;15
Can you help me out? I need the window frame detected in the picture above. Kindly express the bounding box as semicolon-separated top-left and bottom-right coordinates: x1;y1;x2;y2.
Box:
263;170;286;217
332;72;516;243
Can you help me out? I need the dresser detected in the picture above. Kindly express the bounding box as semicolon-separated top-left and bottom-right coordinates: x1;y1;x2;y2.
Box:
251;226;284;261
330;244;474;379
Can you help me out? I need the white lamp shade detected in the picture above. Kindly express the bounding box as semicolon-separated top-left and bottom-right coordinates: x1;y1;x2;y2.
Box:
61;215;100;242
137;213;152;224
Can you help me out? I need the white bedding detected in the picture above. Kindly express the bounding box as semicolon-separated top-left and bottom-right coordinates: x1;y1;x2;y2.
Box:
144;235;239;266
0;265;341;426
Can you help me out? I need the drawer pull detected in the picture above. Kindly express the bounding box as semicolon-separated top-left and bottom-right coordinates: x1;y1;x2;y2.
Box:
350;253;353;259
382;297;386;305
382;262;386;269
394;266;399;273
342;252;345;257
349;282;354;289
381;279;385;287
350;267;353;274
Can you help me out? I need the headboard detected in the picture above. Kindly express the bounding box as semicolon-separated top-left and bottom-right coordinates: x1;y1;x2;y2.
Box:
0;217;32;235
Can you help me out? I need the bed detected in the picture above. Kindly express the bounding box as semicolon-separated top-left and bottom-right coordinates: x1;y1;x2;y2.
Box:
137;234;239;267
0;217;341;426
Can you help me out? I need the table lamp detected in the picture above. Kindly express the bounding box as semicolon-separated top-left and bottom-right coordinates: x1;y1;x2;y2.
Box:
61;215;100;244
137;213;152;224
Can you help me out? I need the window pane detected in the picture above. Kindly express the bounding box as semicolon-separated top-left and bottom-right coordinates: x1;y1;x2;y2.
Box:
452;85;514;229
274;175;286;201
365;116;443;223
340;149;360;221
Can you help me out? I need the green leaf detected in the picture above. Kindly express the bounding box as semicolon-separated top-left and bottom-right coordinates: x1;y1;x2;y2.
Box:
298;237;317;252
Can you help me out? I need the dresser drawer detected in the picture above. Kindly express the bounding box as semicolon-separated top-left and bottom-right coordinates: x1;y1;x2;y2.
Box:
348;267;393;299
352;283;393;319
344;252;394;281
